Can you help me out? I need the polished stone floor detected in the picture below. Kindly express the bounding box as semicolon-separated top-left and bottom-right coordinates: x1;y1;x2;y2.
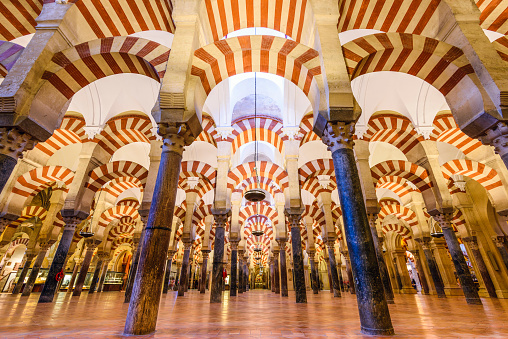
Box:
0;289;507;338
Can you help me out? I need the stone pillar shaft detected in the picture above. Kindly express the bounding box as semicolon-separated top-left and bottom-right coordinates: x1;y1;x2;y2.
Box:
344;255;355;294
323;122;393;335
368;224;394;302
419;240;446;298
39;223;78;303
22;247;49;296
178;244;191;296
200;251;209;294
72;244;96;297
411;250;430;295
67;262;80;293
309;255;319;294
435;214;482;305
12;253;35;294
278;244;288;297
88;259;104;294
230;247;238;296
327;244;341;298
210;212;229;303
288;213;307;303
124;126;189;335
97;261;109;292
465;238;497;298
124;240;141;303
274;253;280;294
163;254;174;294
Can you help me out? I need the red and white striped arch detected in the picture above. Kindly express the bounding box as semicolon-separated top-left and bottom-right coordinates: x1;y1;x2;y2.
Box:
86;161;148;193
376;176;417;198
34;116;86;157
493;36;508;62
6;237;29;254
107;223;135;243
98;205;140;230
7;205;47;230
0;0;41;41
229;117;287;155
117;198;141;209
11;166;74;205
228;161;288;191
379;203;418;228
101;176;145;200
364;114;424;154
234;176;283;198
298;159;334;185
239;204;278;226
200;0;313;43
0;41;24;78
298;114;320;146
40;36;169;105
371;160;433;192
180;161;217;185
476;0;508;35
94;114;156;156
301;175;337;198
429;113;483;155
179;178;215;200
382;223;412;240
63;0;175;42
191;35;321;96
342;33;476;98
196;116;218;146
112;237;134;251
338;0;443;36
191;203;213;230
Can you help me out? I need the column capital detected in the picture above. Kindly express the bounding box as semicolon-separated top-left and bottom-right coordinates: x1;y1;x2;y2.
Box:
409;249;419;256
416;237;432;249
463;236;479;250
230;240;239;251
491;235;506;247
84;238;101;249
479;121;508;158
272;249;280;256
183;241;192;250
321;121;355;152
285;208;304;228
276;238;288;248
158;122;195;155
432;213;454;230
0;126;36;159
327;239;336;249
97;252;110;261
367;213;378;228
62;215;86;230
212;209;231;228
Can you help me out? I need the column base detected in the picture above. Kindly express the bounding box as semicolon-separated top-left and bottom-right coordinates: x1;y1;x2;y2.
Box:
495;289;508;298
445;287;464;296
465;297;483;305
361;327;395;336
400;288;417;294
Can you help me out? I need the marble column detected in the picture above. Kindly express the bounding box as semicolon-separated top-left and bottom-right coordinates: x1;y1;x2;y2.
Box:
323;122;393;335
367;216;394;303
210;211;230;303
22;244;50;296
464;237;497;298
392;250;415;294
39;217;82;302
327;241;341;298
0;127;34;193
325;257;333;294
434;214;481;305
237;255;244;294
270;259;275;292
309;251;319;294
12;252;36;294
391;256;403;291
277;240;288;297
124;234;143;303
163;251;175;294
287;211;307;303
67;259;81;293
338;265;345;292
97;260;110;292
491;236;508;271
73;240;98;297
178;242;192;296
200;250;210;294
89;254;107;294
125;125;193;335
342;251;356;294
418;238;446;298
230;242;238;296
244;262;249;291
410;249;430;295
273;250;280;294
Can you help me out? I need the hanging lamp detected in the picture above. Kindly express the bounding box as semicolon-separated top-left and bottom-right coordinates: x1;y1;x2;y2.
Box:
245;73;266;203
430;220;444;238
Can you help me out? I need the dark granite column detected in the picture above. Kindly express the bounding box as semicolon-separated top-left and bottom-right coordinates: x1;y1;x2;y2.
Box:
230;242;238;296
67;260;80;293
309;251;319;294
12;252;36;294
434;214;481;305
178;242;192;296
417;238;446;297
40;217;83;302
97;260;110;292
273;250;280;294
323;122;393;335
491;236;508;271
327;241;341;297
342;251;356;294
287;210;307;303
89;254;107;294
325;257;333;294
22;244;50;296
124;231;144;303
125;125;194;335
73;240;98;297
391;256;403;291
163;250;175;294
237;254;244;294
210;211;230;303
410;249;430;295
200;250;210;294
244;262;249;291
338;264;345;292
367;215;394;303
464;237;497;298
277;240;288;297
0;127;35;193
270;260;275;292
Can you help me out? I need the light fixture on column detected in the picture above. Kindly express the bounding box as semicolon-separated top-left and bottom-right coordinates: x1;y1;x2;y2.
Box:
245;73;266;203
430;220;444;238
81;190;101;238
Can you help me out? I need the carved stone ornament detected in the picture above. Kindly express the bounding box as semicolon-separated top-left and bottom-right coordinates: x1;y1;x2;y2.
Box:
479;121;508;157
321;121;355;153
158;122;195;155
432;213;454;231
0;127;35;159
